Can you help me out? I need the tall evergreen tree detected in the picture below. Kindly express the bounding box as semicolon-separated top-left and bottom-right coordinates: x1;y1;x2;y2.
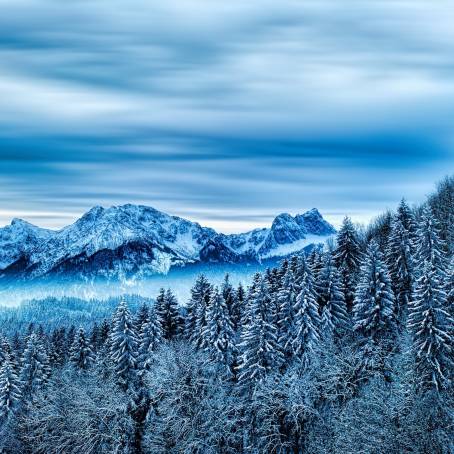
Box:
20;333;51;397
386;215;415;320
238;274;282;385
353;241;397;342
138;306;163;371
292;256;321;367
318;255;349;338
334;216;363;311
70;327;95;371
221;274;241;332
0;356;22;423
109;301;139;389
203;287;236;375
408;207;453;392
408;261;453;392
155;289;182;341
276;268;298;360
185;275;212;346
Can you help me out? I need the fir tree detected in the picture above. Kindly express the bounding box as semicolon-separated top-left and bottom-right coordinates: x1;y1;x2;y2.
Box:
353;240;397;343
185;275;212;347
334;216;363;311
203;287;236;375
408;208;453;392
109;301;139;389
276;267;298;360
292;256;321;367
318;255;349;338
0;356;22;423
20;333;51;397
70;327;95;371
138;307;163;371
155;288;183;341
386;214;415;320
415;205;447;275
48;327;66;367
237;274;282;385
134;303;150;334
221;274;241;332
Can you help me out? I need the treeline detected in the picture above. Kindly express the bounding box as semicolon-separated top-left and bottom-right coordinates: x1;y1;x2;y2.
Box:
0;176;452;453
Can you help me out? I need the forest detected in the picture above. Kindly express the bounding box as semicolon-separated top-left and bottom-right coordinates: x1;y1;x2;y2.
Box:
0;176;452;454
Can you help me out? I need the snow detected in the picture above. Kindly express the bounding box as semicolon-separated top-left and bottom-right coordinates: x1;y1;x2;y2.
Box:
0;204;336;280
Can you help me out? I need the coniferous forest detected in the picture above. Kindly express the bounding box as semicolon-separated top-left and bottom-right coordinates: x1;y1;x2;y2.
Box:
0;176;452;454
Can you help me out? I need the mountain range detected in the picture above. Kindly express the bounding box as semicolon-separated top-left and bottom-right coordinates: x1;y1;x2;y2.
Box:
0;204;335;282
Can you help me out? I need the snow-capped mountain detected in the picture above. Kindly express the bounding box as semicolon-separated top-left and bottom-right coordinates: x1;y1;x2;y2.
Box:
0;205;335;281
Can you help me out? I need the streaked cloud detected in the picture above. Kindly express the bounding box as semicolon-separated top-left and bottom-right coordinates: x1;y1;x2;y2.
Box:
0;0;453;231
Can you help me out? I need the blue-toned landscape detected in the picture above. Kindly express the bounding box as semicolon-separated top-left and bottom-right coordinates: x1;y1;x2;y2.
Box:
0;1;453;453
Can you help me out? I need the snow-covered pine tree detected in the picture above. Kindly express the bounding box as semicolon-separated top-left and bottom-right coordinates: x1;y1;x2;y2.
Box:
415;205;447;274
396;198;418;239
109;301;139;389
353;240;397;343
386;214;414;320
407;207;453;392
134;303;150;335
237;274;282;385
185;275;212;347
318;255;349;338
334;216;363;311
221;274;241;332
20;333;51;397
202;287;236;375
138;306;163;371
0;335;12;367
292;255;321;368
69;327;95;371
0;356;22;423
276;267;298;361
155;288;182;341
48;328;66;367
408;261;453;392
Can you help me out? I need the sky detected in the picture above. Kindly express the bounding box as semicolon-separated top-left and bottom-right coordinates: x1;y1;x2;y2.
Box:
0;0;453;233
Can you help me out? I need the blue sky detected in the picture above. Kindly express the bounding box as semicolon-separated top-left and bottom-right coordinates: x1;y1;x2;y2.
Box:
0;0;453;232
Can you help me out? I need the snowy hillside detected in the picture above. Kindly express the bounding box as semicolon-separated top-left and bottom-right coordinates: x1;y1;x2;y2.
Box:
0;205;335;281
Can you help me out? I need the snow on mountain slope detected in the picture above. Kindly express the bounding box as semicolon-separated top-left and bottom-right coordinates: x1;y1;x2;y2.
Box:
0;219;53;270
0;205;335;280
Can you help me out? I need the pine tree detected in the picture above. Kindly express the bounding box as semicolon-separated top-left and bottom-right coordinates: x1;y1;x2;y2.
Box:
70;327;95;370
135;303;150;334
155;289;183;341
407;208;453;392
0;335;12;366
185;275;212;347
353;240;397;342
408;261;453;392
237;274;281;385
49;327;66;367
415;205;447;274
109;301;139;389
396;198;418;239
20;333;51;397
221;274;241;332
334;216;363;311
386;214;415;320
203;287;236;375
318;255;349;338
0;356;22;423
138;306;163;371
276;268;298;360
292;256;321;367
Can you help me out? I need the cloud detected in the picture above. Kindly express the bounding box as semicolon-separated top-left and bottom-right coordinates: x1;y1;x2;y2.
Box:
0;0;453;230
